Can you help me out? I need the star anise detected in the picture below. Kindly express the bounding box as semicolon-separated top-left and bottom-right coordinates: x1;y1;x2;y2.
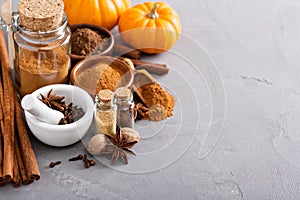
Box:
39;89;65;112
134;103;149;120
39;89;84;125
101;127;137;164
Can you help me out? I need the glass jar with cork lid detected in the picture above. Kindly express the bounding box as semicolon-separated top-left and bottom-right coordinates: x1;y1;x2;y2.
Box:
13;0;71;97
94;89;117;136
114;87;135;129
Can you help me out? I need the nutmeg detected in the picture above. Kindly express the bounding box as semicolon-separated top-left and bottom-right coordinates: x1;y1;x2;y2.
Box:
121;127;139;145
87;134;107;156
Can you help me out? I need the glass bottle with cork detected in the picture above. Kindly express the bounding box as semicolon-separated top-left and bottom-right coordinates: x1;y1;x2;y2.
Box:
12;0;71;97
94;89;116;136
114;87;135;129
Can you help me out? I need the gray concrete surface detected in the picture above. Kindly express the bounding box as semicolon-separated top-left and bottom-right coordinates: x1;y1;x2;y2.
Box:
1;0;300;199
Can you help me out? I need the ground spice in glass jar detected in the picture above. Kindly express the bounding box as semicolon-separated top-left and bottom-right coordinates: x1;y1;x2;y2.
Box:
14;0;71;97
94;90;116;136
114;87;135;128
16;45;70;97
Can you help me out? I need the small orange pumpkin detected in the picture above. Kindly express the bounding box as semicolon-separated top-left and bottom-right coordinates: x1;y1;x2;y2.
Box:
118;2;181;54
63;0;130;30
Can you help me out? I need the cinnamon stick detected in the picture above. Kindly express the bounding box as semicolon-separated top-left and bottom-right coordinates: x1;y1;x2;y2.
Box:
0;61;5;187
130;59;169;75
14;136;33;185
0;83;3;182
0;75;4;112
0;104;7;187
113;44;141;60
0;30;14;182
12;153;21;188
15;95;40;181
0;122;4;186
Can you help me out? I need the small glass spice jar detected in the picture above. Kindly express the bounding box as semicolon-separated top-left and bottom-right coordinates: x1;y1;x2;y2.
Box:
114;87;135;129
13;13;71;97
94;89;116;136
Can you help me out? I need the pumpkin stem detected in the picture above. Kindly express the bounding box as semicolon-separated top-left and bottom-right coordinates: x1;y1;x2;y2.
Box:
147;3;159;19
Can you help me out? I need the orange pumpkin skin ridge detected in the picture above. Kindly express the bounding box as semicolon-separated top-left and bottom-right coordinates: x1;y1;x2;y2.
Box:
118;1;181;54
63;0;130;30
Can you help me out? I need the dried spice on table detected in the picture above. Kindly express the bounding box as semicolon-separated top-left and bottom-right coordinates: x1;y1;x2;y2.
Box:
68;154;83;161
121;127;139;147
49;161;61;168
87;134;107;156
101;127;137;164
134;102;150;120
83;154;96;168
67;154;96;168
0;29;40;188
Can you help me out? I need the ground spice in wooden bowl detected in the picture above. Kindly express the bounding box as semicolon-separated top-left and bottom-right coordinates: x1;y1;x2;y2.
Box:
70;56;134;96
71;28;109;56
70;24;114;66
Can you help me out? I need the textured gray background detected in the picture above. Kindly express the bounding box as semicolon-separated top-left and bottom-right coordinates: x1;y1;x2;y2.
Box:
1;0;300;199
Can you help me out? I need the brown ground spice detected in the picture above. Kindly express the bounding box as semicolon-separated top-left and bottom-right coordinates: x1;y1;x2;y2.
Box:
17;45;70;97
138;83;174;117
96;67;122;92
71;28;108;56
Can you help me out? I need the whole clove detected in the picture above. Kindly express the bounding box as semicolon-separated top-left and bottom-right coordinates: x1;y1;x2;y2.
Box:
49;161;61;168
82;154;96;168
83;154;90;168
72;105;84;121
89;159;96;166
68;154;83;161
39;90;85;125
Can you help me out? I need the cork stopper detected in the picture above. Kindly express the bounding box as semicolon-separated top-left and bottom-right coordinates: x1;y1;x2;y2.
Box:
115;87;132;100
97;89;114;102
18;0;64;31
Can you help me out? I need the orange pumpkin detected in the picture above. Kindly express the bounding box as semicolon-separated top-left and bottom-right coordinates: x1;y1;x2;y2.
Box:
63;0;130;30
118;2;181;54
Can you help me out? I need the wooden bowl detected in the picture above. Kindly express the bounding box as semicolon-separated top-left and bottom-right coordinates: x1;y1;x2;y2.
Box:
70;24;114;66
70;55;134;97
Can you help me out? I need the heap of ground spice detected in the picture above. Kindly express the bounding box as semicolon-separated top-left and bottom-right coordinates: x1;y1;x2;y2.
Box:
133;70;174;121
138;83;174;117
71;28;108;56
96;67;122;92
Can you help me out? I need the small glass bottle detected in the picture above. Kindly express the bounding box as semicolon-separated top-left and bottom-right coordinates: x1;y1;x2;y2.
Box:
94;89;116;136
13;13;71;97
114;87;135;129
